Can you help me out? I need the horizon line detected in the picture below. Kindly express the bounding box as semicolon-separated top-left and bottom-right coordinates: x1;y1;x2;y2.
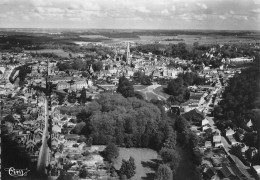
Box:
0;27;260;32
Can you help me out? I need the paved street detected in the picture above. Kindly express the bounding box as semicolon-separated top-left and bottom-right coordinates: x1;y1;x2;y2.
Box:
205;89;251;171
37;97;50;174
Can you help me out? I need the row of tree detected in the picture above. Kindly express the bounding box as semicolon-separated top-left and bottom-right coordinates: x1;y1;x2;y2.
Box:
135;42;258;62
217;54;260;163
56;58;103;72
218;64;260;129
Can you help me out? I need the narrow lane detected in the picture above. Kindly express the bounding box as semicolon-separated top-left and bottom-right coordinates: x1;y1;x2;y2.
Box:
37;97;50;174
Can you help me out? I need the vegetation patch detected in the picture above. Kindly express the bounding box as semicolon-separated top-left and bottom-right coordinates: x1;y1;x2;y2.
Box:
153;85;170;99
114;148;158;180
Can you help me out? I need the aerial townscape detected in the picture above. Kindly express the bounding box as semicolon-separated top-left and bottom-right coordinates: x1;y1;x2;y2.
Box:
1;1;260;180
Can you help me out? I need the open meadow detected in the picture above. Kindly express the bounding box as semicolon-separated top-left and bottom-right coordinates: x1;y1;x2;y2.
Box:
114;148;159;180
134;85;169;101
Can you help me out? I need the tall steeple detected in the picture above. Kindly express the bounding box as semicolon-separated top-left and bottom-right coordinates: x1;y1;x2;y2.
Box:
126;42;130;65
47;59;51;76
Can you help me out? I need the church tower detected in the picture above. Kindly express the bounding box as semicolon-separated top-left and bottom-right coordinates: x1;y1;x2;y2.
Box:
126;42;130;65
47;59;51;76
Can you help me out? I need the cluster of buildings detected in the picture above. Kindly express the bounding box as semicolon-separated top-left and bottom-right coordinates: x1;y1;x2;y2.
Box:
173;67;260;180
0;41;259;180
0;80;109;179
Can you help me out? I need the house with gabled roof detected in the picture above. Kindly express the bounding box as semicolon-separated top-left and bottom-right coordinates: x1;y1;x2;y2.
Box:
182;108;204;122
225;127;235;137
213;134;223;148
247;119;253;128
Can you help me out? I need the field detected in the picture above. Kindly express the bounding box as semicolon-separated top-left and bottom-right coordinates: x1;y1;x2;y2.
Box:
79;35;110;39
133;85;148;91
24;49;76;58
135;34;259;45
134;85;169;101
1;29;260;49
73;33;238;46
69;34;260;46
102;34;260;46
135;36;184;45
114;148;159;180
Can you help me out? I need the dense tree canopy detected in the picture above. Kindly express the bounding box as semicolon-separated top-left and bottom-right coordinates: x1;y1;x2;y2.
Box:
119;157;136;179
79;168;88;178
156;164;173;180
56;58;103;72
79;87;87;104
135;42;255;63
165;72;205;105
68;91;77;104
164;76;189;105
92;61;103;72
160;148;180;175
117;76;135;98
72;59;86;71
133;71;152;85
67;93;177;151
103;143;119;162
219;65;259;128
178;72;204;86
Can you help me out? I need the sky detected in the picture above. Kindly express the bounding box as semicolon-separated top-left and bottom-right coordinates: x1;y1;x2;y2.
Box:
0;0;260;30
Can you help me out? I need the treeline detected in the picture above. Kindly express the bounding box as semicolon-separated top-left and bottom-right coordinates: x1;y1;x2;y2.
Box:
135;42;257;64
31;52;60;58
219;64;259;128
0;35;61;50
103;33;139;39
217;54;260;163
56;59;103;72
62;45;115;58
134;42;209;60
0;35;116;57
